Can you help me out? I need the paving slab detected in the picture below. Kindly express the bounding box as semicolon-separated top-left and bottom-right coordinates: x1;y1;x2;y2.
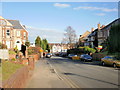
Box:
26;59;69;88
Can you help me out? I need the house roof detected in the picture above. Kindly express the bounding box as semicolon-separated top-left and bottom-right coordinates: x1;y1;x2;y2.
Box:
100;18;120;31
88;29;98;37
80;31;90;39
7;20;24;29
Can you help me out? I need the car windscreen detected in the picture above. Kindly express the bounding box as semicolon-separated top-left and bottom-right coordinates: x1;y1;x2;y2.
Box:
84;55;91;58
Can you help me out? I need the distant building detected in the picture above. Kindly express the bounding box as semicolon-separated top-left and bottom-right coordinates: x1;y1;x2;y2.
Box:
0;16;28;50
49;43;70;53
97;18;120;45
30;43;35;47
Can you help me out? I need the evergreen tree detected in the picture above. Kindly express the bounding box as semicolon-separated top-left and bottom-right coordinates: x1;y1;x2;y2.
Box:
35;36;42;47
108;24;120;55
25;40;30;47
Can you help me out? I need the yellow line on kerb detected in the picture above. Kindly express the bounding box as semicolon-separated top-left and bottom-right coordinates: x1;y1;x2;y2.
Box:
47;60;81;89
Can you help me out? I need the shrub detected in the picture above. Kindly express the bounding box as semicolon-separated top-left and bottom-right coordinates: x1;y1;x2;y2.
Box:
9;50;16;55
11;58;16;61
28;49;34;55
0;43;7;49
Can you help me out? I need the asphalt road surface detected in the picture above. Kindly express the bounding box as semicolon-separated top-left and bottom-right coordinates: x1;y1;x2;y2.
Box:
46;56;119;88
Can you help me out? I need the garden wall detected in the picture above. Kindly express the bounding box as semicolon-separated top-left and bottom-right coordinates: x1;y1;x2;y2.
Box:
2;66;29;88
2;57;35;88
28;54;40;62
92;53;106;61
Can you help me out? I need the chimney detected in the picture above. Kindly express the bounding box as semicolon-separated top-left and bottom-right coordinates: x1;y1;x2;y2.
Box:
101;25;105;29
98;23;101;30
91;27;94;32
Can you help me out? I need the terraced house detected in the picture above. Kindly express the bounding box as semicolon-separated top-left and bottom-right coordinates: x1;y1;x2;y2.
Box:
97;18;120;45
0;16;28;50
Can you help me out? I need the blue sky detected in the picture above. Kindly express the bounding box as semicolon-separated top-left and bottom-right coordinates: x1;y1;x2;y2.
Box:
2;2;118;43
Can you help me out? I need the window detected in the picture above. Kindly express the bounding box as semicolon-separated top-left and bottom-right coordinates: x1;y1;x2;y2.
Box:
6;30;10;36
17;41;20;43
17;31;20;37
24;32;26;38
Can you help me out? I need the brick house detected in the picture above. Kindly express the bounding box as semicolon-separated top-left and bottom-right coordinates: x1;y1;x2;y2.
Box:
97;18;120;45
0;16;28;50
88;29;98;48
79;31;91;47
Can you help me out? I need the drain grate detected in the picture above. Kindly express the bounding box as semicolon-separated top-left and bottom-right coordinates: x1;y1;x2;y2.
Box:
50;69;55;73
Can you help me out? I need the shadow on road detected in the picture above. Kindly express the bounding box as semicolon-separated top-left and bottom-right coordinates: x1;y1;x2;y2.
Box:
62;72;119;87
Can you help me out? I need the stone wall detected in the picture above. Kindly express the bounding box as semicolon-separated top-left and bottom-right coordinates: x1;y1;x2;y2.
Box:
0;49;9;59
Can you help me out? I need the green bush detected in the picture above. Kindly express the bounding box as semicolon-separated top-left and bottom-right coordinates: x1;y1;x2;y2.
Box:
67;46;96;55
9;50;16;55
11;58;16;61
28;49;34;55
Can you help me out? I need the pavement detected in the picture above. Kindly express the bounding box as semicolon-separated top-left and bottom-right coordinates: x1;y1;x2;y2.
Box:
26;58;70;88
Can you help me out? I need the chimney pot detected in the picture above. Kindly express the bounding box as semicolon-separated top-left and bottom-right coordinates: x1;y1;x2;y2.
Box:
98;23;101;30
91;28;94;32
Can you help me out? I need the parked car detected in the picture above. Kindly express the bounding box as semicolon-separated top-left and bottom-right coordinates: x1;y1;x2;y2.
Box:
80;54;92;62
101;56;120;68
68;54;77;59
59;52;67;57
46;53;52;58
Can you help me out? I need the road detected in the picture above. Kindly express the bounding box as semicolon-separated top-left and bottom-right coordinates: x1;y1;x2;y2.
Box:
46;56;119;88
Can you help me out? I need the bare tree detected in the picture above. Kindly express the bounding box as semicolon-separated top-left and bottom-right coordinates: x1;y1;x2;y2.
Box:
62;26;77;48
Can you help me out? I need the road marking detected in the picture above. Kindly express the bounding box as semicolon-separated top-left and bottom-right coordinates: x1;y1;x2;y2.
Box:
47;60;80;88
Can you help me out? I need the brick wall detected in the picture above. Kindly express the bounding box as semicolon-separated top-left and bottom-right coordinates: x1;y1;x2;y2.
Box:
28;54;40;62
9;54;16;60
92;53;106;61
2;56;35;88
2;66;29;88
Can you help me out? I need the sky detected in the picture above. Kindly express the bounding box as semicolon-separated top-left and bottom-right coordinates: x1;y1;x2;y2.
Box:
1;2;119;43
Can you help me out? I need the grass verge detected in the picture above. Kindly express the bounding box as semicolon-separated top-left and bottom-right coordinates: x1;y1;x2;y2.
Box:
2;60;24;81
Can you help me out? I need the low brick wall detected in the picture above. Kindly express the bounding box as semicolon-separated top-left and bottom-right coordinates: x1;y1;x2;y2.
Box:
9;54;16;60
22;58;28;65
92;53;106;61
28;54;40;62
2;56;35;88
28;57;35;70
2;66;29;88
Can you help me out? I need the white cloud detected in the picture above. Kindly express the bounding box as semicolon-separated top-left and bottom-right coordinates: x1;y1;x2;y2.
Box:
54;3;71;8
95;13;106;16
73;6;118;12
26;26;64;43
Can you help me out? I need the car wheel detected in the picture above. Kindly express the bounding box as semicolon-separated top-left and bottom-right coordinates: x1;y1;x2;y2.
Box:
113;63;117;68
102;62;105;66
84;59;86;62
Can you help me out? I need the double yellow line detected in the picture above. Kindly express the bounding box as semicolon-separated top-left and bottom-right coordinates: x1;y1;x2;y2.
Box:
47;60;81;89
